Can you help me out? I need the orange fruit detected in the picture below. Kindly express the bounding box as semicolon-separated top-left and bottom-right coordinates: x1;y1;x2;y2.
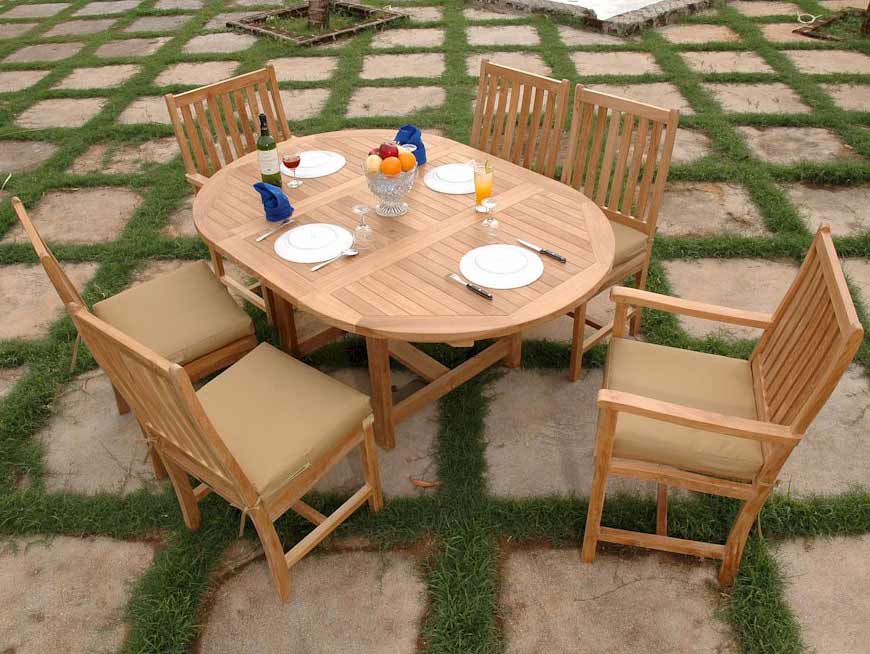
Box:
398;151;416;172
380;156;401;176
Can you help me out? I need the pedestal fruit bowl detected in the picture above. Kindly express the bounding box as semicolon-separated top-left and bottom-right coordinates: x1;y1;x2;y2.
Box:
364;141;417;217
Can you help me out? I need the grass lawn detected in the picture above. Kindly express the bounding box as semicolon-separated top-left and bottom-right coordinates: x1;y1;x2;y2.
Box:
0;0;869;652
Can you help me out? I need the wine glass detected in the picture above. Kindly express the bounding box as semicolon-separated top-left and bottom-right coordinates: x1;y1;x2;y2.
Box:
480;198;498;235
282;152;302;189
352;203;374;250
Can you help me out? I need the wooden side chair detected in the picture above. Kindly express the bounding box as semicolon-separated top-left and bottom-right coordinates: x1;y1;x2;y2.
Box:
581;226;863;586
470;59;571;178
69;303;383;602
560;86;680;381
12;196;257;417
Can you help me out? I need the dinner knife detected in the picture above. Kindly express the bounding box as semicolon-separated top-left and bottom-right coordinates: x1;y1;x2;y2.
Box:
255;218;293;242
517;239;567;263
447;273;493;300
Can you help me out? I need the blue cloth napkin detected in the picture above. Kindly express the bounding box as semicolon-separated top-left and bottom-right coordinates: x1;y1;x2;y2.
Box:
395;124;426;165
253;182;294;222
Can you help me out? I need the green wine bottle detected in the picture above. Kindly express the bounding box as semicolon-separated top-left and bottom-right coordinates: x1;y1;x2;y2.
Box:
257;113;282;186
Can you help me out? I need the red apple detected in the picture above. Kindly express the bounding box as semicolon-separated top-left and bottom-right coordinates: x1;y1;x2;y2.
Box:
379;141;399;159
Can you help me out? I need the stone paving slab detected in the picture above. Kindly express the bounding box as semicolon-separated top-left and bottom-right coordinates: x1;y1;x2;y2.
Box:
0;69;49;93
783;49;870;74
737;126;856;164
278;88;330;120
347;86;444;117
664;258;796;340
4;187;142;244
844;257;870;308
95;36;170;58
778;364;870;496
316;368;438;497
155;61;238;86
819;0;865;7
0;536;155;654
44;17;115;36
588;83;694;114
467;24;540;46
572;51;661;76
16;97;106;129
4;41;84;63
204;11;258;29
0;2;68;17
0;22;39;38
759;22;806;42
371;27;444;48
821;83;870;112
402;5;443;21
730;0;798;15
54;64;140;90
267;56;337;81
464;6;520;19
657;23;740;43
0;366;27;401
69;138;178;175
467;51;551;76
38;369;158;494
658;182;767;237
75;0;141;15
156;0;202;7
774;535;870;654
502;548;738;654
785;183;870;236
161;195;195;237
118;95;171;124
558;24;629;45
672;127;712;163
523;288;614;343
0;140;58;172
184;32;256;53
0;262;98;340
125;14;192;31
200;551;425;653
682;50;773;74
484;369;649;496
361;52;445;79
704;83;810;114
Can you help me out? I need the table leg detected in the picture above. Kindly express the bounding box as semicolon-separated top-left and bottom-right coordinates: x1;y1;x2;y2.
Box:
264;287;300;357
365;336;395;449
505;332;522;369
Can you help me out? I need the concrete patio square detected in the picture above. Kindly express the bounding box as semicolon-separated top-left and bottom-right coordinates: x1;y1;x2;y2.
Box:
0;140;59;172
672;128;712;163
658;182;768;237
0;2;68;18
16;97;106;129
730;0;798;15
821;83;870;112
44;17;115;36
69;138;178;175
183;32;257;53
347;86;444;117
155;61;239;86
467;52;551;77
4;41;84;63
0;70;49;93
361;53;445;79
118;95;171;124
125;14;192;31
155;0;201;7
278;88;330;120
0;22;39;38
783;49;870;74
267;56;338;81
571;51;661;76
557;24;628;45
759;22;805;42
95;36;170;58
402;6;443;21
682;50;773;74
74;0;141;15
371;27;444;48
0;366;27;401
467;25;540;46
657;24;740;43
53;64;140;90
588;83;694;114
785;183;870;235
704;83;810;113
737;126;857;164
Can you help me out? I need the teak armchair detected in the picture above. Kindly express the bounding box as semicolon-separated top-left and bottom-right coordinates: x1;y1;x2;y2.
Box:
560;87;679;381
69;303;383;602
470;60;571;179
165;66;341;359
581;226;863;586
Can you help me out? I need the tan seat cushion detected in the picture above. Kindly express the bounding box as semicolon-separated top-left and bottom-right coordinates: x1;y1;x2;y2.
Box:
197;343;372;498
93;260;254;365
607;337;763;481
612;222;648;267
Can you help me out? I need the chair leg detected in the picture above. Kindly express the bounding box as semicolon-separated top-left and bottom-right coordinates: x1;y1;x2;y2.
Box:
718;485;773;587
360;419;384;512
569;303;587;382
581;408;616;562
112;383;131;415
250;508;291;602
629;269;646;336
656;483;668;536
163;457;200;531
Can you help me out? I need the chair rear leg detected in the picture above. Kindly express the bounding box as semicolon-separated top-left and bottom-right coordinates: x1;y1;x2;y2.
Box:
360;419;384;512
163;457;201;531
250;508;291;602
581;409;617;562
569;303;587;382
656;483;668;536
112;383;131;415
629;269;646;336
718;485;773;586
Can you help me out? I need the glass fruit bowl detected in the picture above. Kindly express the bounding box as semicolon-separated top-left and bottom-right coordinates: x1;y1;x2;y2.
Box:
364;164;417;217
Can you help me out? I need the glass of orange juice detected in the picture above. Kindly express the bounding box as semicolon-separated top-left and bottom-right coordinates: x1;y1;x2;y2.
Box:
473;160;493;212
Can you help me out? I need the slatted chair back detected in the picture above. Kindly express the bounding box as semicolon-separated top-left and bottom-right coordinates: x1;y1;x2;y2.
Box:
751;226;864;434
470;60;570;178
164;66;290;180
68;303;258;507
12;197;85;307
561;87;680;237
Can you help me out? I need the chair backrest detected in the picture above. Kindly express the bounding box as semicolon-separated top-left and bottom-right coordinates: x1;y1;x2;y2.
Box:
751;226;864;434
470;60;571;178
12;197;85;307
68;303;257;505
561;87;680;237
164;66;291;179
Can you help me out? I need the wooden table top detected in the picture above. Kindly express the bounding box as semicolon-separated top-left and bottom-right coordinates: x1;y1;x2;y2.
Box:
194;129;615;343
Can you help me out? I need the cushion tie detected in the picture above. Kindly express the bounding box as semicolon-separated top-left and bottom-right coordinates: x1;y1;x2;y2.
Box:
237;497;264;537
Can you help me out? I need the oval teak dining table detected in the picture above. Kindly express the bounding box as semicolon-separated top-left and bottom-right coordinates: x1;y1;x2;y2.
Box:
194;129;615;448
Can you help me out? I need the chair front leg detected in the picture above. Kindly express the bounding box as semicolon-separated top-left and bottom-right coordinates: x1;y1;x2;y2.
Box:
250;506;291;602
718;483;773;586
581;407;617;562
112;383;131;415
569;302;587;382
163;456;201;531
629;266;648;336
360;418;384;512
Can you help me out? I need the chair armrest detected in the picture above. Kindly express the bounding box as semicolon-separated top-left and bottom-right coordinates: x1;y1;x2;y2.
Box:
597;389;799;446
610;286;773;329
185;173;209;191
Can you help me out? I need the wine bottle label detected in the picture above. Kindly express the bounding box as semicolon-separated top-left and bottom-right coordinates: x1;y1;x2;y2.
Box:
258;149;280;176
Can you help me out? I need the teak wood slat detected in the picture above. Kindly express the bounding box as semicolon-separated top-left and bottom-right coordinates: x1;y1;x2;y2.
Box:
559;86;680;381
193;129;615;448
581;226;863;586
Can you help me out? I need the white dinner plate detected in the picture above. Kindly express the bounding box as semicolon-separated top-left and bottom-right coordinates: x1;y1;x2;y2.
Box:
280;150;346;179
424;163;474;195
459;244;544;290
274;223;354;264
